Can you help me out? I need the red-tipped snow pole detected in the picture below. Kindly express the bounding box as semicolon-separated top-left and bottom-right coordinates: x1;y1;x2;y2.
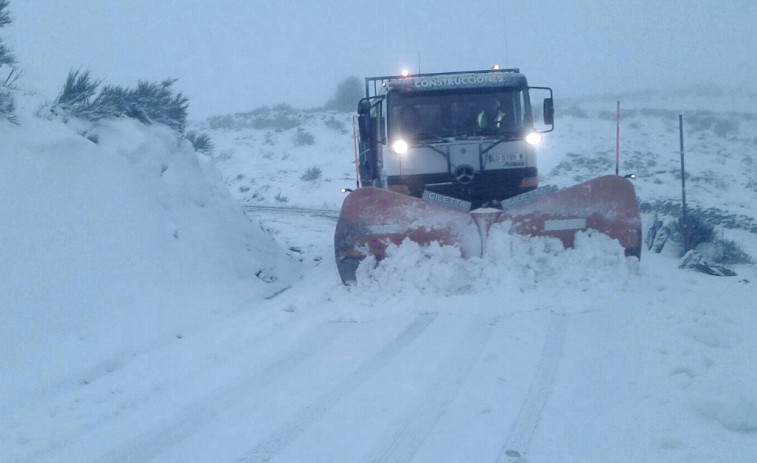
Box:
615;101;621;176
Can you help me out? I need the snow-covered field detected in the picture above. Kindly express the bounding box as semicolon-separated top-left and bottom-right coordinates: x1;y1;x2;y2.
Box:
2;89;756;462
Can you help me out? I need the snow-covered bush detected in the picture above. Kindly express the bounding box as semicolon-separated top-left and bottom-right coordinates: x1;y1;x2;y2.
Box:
697;239;752;265
293;127;314;146
675;212;715;251
300;166;322;182
51;69;100;117
252;113;299;131
0;1;14;70
204;104;305;131
51;70;189;133
324;116;347;133
687;111;739;138
0;0;18;123
207;114;235;130
185;130;214;154
648;211;752;265
324;76;362;112
0;88;12;114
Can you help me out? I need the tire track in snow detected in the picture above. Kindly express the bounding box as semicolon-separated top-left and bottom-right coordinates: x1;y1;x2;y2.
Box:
94;321;349;463
242;312;438;463
363;316;494;463
496;313;568;463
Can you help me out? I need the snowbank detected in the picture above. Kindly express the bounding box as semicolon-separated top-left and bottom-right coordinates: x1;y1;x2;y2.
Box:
0;107;295;415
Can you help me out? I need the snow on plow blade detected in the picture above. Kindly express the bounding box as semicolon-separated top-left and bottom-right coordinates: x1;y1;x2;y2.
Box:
334;187;482;284
498;175;642;256
334;175;641;284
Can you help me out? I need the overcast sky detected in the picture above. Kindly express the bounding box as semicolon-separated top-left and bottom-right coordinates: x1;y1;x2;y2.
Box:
5;0;756;119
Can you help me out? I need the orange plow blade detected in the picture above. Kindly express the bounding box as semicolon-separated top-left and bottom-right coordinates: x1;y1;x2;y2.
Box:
334;175;641;284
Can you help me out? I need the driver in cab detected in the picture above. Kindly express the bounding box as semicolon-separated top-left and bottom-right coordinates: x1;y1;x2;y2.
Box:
476;98;506;132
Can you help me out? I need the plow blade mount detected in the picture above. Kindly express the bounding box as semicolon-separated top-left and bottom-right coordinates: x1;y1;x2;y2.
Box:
334;175;641;284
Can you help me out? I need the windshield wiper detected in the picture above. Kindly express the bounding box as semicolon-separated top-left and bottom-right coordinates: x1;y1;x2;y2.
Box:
482;133;519;154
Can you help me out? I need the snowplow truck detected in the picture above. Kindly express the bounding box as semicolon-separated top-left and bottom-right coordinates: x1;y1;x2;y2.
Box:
354;68;552;208
335;68;641;284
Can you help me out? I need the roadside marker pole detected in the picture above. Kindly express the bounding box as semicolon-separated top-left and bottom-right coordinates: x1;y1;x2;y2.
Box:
679;114;689;251
352;115;360;189
615;101;620;176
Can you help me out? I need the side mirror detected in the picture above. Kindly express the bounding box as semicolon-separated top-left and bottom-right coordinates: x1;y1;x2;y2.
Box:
357;99;371;116
543;98;554;126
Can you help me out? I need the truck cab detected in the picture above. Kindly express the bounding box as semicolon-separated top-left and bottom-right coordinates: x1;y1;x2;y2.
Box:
356;68;553;210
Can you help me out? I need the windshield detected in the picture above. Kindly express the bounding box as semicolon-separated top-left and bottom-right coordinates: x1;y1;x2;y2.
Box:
388;88;530;141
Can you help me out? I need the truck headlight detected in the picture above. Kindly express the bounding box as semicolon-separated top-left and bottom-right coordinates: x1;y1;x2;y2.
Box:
525;132;542;145
391;139;409;155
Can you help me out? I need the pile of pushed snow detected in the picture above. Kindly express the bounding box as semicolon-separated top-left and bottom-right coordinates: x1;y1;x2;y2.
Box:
353;224;639;299
0;106;295;410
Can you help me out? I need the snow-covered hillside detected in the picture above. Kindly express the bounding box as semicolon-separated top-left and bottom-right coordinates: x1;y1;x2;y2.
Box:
2;89;757;462
1;96;296;459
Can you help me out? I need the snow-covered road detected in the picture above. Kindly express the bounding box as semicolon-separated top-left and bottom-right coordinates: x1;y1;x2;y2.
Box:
86;209;756;462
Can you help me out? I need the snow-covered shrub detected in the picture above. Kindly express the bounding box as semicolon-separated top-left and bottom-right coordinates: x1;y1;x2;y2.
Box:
324;76;362;112
713;119;738;138
698;239;752;265
300;166;322;182
252;113;299;131
207;114;235;130
205;104;302;131
0;87;13;117
649;211;752;265
271;102;295;112
51;70;189;133
185;131;214;155
0;0;17;123
0;70;15;120
561;105;589;119
0;1;13;68
50;69;100;118
675;212;714;251
293;127;314;146
324;116;347;133
687;111;739;138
